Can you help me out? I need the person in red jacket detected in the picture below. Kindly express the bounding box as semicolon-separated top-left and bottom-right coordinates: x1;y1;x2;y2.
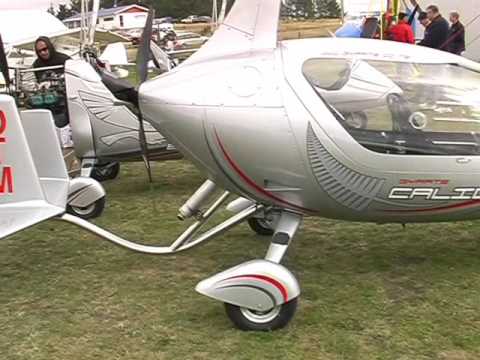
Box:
388;12;415;44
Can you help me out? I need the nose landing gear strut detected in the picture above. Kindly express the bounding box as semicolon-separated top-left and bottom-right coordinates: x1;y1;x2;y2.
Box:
59;180;303;331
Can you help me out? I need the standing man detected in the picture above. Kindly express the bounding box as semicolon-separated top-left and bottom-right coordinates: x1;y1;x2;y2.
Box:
419;5;449;50
417;12;430;29
445;11;466;55
388;12;415;44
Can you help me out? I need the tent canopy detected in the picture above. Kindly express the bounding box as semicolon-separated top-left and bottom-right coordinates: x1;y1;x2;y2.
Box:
0;11;67;48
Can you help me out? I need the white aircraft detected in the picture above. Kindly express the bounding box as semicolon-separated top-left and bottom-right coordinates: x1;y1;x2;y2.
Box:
4;0;480;332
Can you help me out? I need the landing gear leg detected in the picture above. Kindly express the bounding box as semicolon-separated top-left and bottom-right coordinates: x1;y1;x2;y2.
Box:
265;211;302;264
80;158;96;178
224;211;303;331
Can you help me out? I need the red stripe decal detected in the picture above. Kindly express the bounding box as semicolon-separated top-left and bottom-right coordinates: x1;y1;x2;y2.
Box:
384;199;480;213
214;129;313;213
225;274;288;302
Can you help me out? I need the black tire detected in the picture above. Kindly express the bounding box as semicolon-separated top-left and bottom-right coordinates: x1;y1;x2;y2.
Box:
248;217;274;236
225;298;298;331
92;162;120;182
67;197;106;220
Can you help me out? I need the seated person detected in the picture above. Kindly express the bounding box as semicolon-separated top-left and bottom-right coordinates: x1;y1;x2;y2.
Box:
31;37;71;128
33;36;71;82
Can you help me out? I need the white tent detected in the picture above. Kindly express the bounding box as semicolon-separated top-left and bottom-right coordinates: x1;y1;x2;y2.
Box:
417;0;480;61
342;0;385;17
0;10;68;49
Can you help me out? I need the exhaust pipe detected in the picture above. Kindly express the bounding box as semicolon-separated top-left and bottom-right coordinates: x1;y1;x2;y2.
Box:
178;180;217;220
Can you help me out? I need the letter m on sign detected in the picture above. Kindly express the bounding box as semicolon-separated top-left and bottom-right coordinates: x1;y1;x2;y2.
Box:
0;167;13;194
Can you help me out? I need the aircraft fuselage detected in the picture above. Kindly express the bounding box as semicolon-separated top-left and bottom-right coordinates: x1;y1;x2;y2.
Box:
140;38;480;224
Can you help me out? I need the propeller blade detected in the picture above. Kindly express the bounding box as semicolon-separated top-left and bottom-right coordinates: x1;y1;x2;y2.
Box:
135;7;155;182
136;7;155;85
138;115;153;183
0;34;10;89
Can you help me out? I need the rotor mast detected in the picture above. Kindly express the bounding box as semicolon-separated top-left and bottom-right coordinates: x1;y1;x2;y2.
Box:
219;0;228;24
80;0;100;53
212;0;218;28
212;0;228;29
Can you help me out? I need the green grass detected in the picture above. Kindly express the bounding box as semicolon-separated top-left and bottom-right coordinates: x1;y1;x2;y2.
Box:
1;160;480;359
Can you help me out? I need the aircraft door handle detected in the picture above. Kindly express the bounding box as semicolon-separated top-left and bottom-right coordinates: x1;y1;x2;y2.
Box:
456;157;471;164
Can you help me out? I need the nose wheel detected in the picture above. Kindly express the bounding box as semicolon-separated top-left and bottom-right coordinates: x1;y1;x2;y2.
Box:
224;298;298;331
196;210;303;331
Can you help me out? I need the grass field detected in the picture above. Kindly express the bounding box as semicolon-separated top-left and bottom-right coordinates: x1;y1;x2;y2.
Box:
1;160;480;359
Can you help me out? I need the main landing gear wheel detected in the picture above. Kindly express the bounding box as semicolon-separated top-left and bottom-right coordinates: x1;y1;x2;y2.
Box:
92;162;120;182
224;298;298;331
248;217;274;236
67;197;106;220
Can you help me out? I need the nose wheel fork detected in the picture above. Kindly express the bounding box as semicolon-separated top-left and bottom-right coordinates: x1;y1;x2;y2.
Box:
59;178;304;331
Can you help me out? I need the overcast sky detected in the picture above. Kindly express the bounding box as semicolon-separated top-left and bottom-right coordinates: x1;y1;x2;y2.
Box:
0;0;69;10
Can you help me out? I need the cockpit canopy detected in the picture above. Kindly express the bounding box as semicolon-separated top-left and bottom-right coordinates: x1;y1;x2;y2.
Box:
304;58;480;156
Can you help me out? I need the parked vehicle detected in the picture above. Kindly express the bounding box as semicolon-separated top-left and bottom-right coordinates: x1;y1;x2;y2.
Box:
180;15;198;24
180;15;211;24
196;16;212;23
156;22;174;32
154;17;174;24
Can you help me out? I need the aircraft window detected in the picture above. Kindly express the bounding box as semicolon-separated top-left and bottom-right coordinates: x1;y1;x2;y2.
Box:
303;59;480;156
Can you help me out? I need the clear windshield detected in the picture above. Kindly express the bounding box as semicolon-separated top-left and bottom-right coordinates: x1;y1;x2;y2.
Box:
304;59;480;156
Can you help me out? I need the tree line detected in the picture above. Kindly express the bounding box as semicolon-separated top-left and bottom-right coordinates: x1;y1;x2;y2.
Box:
48;0;340;21
282;0;341;18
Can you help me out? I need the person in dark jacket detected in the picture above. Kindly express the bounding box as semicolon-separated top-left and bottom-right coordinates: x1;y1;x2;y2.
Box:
33;36;71;82
417;11;430;29
445;11;466;55
419;5;449;50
